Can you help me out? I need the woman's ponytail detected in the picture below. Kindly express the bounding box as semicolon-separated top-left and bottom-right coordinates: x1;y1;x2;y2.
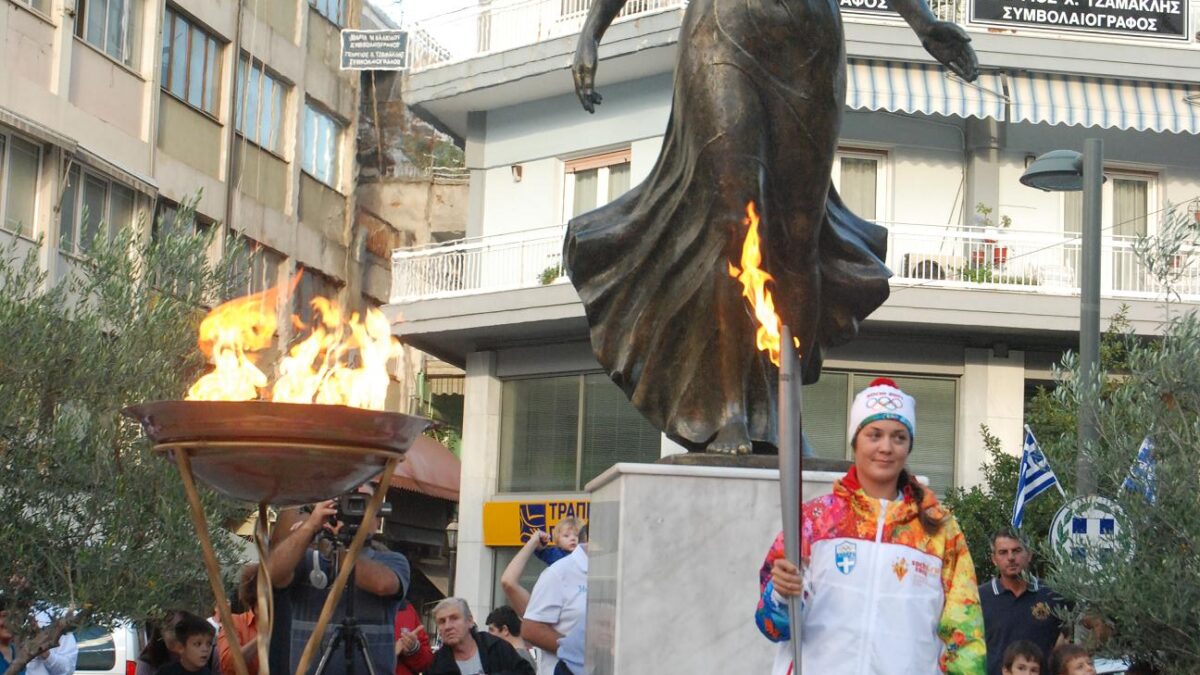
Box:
899;468;946;533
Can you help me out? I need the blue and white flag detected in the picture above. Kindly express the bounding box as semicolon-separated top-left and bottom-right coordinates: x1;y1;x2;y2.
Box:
1012;425;1065;528
1121;437;1156;504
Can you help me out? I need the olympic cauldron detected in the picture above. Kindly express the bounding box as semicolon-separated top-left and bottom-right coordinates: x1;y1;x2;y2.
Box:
124;284;430;675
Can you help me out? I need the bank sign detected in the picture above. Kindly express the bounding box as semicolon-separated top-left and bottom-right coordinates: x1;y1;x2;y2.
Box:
482;499;590;547
970;0;1189;39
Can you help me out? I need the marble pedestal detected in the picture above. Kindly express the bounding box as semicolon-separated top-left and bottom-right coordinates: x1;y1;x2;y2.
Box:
584;462;843;674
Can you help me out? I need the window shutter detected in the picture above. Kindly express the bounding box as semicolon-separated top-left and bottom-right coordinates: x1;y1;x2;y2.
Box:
802;372;850;460
499;377;580;492
579;374;661;487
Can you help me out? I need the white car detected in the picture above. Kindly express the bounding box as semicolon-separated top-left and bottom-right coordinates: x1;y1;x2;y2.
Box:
75;622;144;675
1094;658;1131;675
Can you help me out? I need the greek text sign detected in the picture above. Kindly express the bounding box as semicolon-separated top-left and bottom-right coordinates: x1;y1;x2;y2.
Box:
482;499;590;547
839;0;902;16
340;29;408;70
970;0;1189;39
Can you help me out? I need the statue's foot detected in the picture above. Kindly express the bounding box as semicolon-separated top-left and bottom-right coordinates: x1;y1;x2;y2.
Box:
707;421;752;455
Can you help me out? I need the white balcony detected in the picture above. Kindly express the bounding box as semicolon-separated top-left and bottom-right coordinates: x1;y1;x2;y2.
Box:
390;222;1200;304
404;0;971;72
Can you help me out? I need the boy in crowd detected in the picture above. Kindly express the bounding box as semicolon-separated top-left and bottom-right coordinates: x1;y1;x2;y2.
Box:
1003;641;1045;675
533;518;581;567
159;613;215;675
1050;644;1097;675
486;606;536;667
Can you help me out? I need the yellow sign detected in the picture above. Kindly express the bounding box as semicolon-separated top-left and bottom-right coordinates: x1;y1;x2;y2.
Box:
482;499;590;547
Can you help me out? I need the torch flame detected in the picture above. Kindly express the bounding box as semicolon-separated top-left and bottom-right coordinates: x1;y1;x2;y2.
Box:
727;201;800;367
186;282;400;411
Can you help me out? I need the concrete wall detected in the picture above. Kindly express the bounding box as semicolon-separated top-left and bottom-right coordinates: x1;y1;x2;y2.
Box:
3;4;55;89
299;173;348;244
68;42;145;140
249;0;300;43
357;178;469;247
233;142;291;213
157;94;223;179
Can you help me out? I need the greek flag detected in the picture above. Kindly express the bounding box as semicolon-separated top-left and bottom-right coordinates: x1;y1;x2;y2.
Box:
1121;437;1156;504
1011;426;1065;528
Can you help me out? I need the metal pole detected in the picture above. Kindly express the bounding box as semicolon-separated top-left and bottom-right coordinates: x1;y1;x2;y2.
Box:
1078;138;1103;496
778;326;803;674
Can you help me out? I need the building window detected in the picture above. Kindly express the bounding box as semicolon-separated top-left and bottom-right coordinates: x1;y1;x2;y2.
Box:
151;199;214;296
563;149;631;221
161;8;222;115
310;0;345;26
1064;171;1156;291
293;265;342;326
75;0;141;67
236;57;288;154
833;149;885;222
498;373;662;492
226;234;284;296
15;0;50;14
803;371;957;495
1063;171;1155;238
0;133;42;237
302;103;342;188
59;166;136;256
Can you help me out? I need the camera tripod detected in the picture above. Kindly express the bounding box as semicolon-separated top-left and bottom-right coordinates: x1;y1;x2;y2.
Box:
312;529;379;675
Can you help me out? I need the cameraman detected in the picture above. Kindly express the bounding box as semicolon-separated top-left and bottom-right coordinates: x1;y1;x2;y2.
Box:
265;485;410;675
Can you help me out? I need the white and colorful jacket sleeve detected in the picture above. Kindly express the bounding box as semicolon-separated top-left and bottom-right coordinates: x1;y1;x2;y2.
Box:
935;518;987;674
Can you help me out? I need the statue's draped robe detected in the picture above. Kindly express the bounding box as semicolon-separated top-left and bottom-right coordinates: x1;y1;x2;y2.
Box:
565;0;891;450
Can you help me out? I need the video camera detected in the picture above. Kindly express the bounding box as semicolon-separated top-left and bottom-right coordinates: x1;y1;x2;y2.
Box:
302;492;394;544
335;492;393;526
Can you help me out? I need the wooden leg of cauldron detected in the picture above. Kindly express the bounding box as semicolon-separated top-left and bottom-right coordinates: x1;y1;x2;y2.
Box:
254;502;274;675
294;457;400;675
177;450;251;675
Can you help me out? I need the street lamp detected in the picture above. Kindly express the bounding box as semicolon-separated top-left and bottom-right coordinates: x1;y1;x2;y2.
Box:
445;516;459;597
1020;139;1105;496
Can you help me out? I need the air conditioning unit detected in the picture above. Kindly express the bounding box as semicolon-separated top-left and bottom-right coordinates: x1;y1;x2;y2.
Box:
901;253;968;280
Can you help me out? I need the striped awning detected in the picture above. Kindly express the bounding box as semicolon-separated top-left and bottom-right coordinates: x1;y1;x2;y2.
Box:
1010;72;1200;135
846;60;1007;121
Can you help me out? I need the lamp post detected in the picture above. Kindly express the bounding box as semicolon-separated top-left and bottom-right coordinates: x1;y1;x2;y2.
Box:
1019;139;1105;496
445;516;459;597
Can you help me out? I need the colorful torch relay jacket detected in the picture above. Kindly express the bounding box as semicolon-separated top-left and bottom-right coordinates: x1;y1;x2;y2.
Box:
756;467;986;675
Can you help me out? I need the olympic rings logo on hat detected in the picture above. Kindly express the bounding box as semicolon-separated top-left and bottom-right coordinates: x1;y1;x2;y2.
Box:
866;393;904;411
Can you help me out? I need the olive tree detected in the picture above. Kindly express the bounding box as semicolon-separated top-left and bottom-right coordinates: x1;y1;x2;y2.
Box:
0;206;245;674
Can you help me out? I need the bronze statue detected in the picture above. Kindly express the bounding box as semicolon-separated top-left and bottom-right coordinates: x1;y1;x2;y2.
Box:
565;0;979;454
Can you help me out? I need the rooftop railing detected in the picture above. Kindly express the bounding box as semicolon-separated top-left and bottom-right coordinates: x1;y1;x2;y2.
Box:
390;222;1200;304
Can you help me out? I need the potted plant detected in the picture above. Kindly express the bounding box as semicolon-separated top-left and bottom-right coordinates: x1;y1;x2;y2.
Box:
974;202;1011;267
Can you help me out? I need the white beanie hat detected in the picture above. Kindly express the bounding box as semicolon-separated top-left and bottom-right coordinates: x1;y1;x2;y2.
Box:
848;377;916;443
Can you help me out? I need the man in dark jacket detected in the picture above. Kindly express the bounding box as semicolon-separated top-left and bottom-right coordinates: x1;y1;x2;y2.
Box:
427;598;534;675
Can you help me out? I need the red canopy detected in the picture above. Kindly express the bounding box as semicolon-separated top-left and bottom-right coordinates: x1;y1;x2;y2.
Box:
385;435;460;502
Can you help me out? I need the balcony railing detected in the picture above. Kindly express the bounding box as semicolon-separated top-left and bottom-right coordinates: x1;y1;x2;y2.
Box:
390;222;1200;304
405;0;970;72
407;0;685;71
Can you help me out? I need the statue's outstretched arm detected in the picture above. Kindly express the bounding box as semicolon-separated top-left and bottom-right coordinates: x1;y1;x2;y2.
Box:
891;0;980;81
573;0;631;113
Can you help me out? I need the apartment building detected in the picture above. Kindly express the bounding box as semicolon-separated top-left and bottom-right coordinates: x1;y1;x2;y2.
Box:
0;0;385;329
388;0;1200;615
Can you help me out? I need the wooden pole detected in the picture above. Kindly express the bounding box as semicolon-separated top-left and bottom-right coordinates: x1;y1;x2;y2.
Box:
176;450;251;675
293;457;400;675
254;503;275;675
